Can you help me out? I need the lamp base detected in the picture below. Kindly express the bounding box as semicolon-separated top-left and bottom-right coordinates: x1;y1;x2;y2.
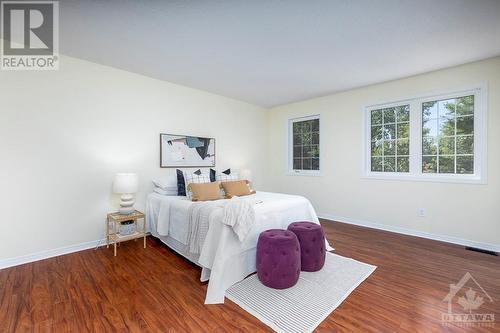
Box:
119;194;135;215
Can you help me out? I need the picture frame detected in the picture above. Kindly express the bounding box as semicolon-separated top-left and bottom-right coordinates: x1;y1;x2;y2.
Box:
160;133;216;168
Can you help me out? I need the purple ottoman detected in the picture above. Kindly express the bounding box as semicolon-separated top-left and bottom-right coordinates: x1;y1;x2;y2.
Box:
288;222;326;272
256;229;301;289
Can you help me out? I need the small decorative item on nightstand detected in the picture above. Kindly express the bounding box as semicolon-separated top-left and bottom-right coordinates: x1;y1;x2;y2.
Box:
106;210;146;256
119;220;135;235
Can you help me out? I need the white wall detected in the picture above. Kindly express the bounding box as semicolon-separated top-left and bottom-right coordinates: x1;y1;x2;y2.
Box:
0;55;267;262
267;57;500;249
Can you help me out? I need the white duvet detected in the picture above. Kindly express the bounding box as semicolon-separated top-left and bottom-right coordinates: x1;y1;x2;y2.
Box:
146;191;333;304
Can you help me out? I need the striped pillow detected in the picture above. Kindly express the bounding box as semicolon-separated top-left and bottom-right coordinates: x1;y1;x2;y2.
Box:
216;172;239;182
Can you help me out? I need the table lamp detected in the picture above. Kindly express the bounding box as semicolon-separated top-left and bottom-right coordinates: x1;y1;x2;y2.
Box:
113;173;138;215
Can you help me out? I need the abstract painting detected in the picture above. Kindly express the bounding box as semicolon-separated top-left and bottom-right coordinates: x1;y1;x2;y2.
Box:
160;134;215;168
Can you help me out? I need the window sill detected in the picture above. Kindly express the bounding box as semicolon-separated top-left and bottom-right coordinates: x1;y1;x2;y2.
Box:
287;170;323;177
362;172;486;185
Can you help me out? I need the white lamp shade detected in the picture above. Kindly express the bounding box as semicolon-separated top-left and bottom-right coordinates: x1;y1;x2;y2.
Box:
113;173;138;194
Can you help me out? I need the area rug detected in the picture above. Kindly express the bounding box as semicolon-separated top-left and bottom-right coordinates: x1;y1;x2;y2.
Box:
226;252;376;333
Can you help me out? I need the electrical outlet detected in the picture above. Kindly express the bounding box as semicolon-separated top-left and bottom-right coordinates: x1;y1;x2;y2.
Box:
418;208;426;217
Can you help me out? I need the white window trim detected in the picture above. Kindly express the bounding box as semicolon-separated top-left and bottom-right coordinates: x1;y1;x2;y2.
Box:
287;114;322;176
362;83;487;184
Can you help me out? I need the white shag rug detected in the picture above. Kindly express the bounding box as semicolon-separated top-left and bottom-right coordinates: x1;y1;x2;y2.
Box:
226;252;376;333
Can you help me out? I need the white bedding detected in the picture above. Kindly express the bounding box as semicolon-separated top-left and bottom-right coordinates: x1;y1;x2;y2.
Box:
147;194;192;243
146;191;333;304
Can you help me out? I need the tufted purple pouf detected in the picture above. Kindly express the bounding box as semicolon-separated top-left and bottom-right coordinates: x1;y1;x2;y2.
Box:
287;222;326;272
256;229;301;289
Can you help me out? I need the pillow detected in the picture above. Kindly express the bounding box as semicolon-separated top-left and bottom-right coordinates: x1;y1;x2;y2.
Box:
188;182;222;201
153;187;177;196
210;168;234;181
176;169;186;196
184;169;211;199
221;180;255;199
152;175;177;191
215;169;239;182
210;168;238;196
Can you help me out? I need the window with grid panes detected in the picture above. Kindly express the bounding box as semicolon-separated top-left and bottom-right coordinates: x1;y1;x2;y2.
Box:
422;96;474;174
364;85;485;184
290;116;320;172
370;105;410;173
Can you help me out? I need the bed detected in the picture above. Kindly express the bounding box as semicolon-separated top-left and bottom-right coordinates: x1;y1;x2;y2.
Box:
146;191;333;304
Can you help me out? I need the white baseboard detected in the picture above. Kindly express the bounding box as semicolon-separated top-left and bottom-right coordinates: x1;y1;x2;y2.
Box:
2;215;498;270
318;213;500;253
0;238;106;270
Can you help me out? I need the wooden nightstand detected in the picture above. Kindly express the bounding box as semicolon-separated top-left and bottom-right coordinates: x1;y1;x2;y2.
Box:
106;210;147;256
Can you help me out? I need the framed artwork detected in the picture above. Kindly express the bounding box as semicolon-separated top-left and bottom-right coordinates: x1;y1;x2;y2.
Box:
160;134;215;168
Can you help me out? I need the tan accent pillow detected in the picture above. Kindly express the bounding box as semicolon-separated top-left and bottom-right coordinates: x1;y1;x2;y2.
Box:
188;182;222;202
221;180;256;199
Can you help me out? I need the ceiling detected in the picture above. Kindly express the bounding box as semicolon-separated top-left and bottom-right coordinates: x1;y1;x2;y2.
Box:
60;0;500;107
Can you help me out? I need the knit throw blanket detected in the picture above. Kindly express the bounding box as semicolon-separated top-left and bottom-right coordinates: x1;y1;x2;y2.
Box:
187;199;256;254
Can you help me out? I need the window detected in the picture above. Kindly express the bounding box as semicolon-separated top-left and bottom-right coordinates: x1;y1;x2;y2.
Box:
289;115;320;175
422;96;474;174
370;105;410;173
364;85;486;183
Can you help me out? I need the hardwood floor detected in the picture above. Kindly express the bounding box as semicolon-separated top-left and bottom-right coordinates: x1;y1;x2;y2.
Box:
1;220;499;332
